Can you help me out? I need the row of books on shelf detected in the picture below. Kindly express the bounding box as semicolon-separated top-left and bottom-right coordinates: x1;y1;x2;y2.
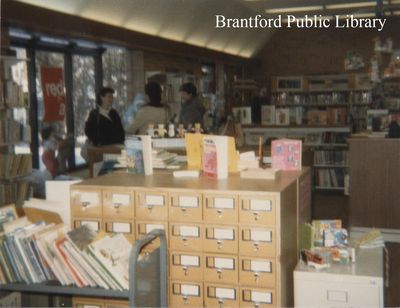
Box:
0;215;130;291
0;181;30;207
315;168;346;188
271;91;372;106
0;119;31;144
0;80;29;108
261;106;348;126
0;154;32;179
304;132;348;145
313;150;348;166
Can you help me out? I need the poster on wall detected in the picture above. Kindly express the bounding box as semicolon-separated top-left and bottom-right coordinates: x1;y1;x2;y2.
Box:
40;66;66;122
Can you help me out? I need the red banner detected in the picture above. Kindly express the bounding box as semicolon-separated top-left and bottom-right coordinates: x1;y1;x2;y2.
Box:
40;66;66;122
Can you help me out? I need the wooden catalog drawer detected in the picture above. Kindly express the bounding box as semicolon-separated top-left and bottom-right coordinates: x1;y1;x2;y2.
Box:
72;297;104;308
71;189;102;218
204;254;238;284
104;299;129;308
136;191;168;221
169;193;202;222
137;221;167;252
204;225;238;254
104;220;135;243
73;218;102;232
240;287;276;308
170;280;203;307
205;283;239;308
170;223;203;252
170;251;203;281
239;257;275;288
102;190;134;219
239;227;275;257
203;194;238;223
239;195;276;226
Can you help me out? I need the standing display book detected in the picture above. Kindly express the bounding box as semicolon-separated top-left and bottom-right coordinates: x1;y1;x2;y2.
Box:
202;135;228;179
271;139;302;171
125;135;152;175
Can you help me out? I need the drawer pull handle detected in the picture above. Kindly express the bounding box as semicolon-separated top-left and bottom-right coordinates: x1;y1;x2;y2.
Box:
253;212;259;221
182;237;188;246
254;272;259;282
181;207;187;214
217;209;223;217
253;243;259;251
217;269;222;279
217;240;223;249
113;203;121;210
183;296;188;305
147;204;153;211
81;201;90;209
183;266;188;276
218;299;224;308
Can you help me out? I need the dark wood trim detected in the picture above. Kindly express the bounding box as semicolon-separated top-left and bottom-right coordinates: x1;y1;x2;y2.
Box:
64;52;75;168
26;47;39;168
2;0;255;65
94;49;104;94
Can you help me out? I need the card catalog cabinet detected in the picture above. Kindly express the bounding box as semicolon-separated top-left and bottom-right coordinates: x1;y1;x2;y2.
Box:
71;170;302;307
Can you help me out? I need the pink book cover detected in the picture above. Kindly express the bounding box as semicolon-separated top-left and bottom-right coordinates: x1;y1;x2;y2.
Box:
271;139;302;170
202;138;217;178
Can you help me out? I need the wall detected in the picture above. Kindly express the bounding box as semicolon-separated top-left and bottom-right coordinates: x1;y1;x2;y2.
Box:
255;16;400;86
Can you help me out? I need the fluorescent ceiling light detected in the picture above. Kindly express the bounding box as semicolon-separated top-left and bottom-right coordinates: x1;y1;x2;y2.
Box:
394;10;400;15
265;6;323;14
326;2;377;9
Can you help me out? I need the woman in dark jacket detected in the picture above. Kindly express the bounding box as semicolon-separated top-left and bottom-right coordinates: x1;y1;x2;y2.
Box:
85;87;125;145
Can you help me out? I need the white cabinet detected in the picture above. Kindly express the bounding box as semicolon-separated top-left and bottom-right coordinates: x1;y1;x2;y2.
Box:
294;248;383;307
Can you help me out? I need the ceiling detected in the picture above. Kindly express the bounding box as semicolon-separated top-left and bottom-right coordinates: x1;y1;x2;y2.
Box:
14;0;400;58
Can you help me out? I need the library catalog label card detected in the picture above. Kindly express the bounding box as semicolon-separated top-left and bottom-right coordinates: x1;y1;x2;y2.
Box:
251;230;272;242
214;228;234;240
216;288;236;300
80;192;99;206
146;224;164;233
214;257;234;269
181;284;200;296
251;260;271;272
251;291;272;304
180;255;200;267
180;226;199;237
145;195;164;206
112;222;131;233
179;196;199;208
214;197;234;209
112;193;131;206
250;199;272;211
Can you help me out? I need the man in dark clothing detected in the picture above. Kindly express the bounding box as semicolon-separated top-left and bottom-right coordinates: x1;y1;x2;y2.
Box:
85;87;125;146
178;82;205;129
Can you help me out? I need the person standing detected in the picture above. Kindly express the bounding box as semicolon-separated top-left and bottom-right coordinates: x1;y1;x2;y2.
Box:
85;87;125;146
126;82;169;135
178;82;205;129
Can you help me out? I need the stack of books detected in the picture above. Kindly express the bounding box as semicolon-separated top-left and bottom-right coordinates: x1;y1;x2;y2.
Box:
152;149;179;169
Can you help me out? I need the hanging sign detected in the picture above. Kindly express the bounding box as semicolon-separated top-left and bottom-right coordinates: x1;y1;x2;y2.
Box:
40;66;66;122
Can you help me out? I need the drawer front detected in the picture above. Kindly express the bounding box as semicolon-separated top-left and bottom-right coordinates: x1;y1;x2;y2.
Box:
240;287;276;308
239;257;276;288
72;297;105;308
71;189;102;218
204;254;238;284
170;252;203;281
204;225;238;254
136;221;168;252
203;194;238;224
170;281;203;308
239;227;275;257
294;276;383;308
104;299;129;308
169;223;203;252
102;190;134;219
72;218;102;232
239;196;276;226
205;284;239;308
136;191;168;221
169;193;202;222
104;220;135;243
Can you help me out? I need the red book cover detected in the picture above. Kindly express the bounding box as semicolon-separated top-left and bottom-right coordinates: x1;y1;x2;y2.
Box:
202;138;217;178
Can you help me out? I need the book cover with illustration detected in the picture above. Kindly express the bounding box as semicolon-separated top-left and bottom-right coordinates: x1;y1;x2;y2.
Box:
202;135;228;179
275;108;290;125
125;135;152;175
271;139;302;170
261;105;275;125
